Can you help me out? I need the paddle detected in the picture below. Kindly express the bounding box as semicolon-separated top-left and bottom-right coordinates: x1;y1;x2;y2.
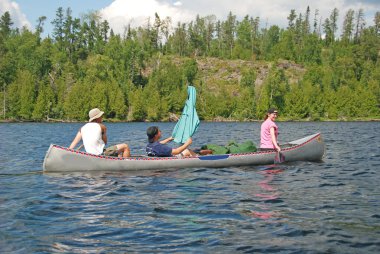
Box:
274;151;285;164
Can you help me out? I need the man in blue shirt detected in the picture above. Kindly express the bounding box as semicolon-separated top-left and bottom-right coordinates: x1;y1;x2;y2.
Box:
146;126;195;157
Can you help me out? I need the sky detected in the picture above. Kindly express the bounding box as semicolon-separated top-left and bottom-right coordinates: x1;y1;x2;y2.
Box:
1;0;379;37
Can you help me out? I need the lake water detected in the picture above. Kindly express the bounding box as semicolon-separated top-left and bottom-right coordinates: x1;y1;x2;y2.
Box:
0;121;379;253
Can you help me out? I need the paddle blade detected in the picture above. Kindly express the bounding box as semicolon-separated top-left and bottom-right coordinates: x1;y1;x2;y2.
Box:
274;152;285;164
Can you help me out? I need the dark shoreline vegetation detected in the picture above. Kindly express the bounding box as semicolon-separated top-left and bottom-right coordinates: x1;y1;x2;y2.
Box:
1;117;379;123
0;7;379;122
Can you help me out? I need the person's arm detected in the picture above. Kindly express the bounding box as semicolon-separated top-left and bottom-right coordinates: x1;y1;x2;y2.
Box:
100;124;107;145
69;130;82;149
270;127;281;152
172;137;192;155
160;136;174;144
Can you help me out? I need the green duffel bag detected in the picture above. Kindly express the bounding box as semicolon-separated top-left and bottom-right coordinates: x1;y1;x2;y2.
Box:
201;144;229;155
226;141;240;154
227;140;257;154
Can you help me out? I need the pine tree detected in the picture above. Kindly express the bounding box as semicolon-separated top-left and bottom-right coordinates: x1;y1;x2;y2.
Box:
0;11;13;37
354;9;366;43
342;9;355;43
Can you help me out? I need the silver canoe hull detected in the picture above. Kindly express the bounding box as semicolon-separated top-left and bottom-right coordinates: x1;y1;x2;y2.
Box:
43;133;325;172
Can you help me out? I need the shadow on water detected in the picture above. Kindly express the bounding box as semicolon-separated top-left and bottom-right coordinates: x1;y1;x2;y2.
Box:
0;170;43;177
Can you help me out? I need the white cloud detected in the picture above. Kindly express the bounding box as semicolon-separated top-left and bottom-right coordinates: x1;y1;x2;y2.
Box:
99;0;379;36
175;0;377;28
3;0;378;38
100;0;196;35
173;1;182;7
0;0;31;30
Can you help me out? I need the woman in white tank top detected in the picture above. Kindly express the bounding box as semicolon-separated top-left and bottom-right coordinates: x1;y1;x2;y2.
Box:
69;108;130;157
81;122;105;155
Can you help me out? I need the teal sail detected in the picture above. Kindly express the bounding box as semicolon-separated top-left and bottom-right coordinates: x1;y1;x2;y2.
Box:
172;86;200;144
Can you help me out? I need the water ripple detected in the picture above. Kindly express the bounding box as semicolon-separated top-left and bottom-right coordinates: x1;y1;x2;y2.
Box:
1;122;380;253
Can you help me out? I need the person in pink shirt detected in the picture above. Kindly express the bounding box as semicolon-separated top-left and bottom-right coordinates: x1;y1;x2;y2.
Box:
260;108;281;152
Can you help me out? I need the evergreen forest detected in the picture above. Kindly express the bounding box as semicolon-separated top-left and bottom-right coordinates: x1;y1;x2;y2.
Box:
0;6;379;122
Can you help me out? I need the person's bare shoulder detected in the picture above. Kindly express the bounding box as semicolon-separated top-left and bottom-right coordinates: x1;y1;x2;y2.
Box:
99;123;107;132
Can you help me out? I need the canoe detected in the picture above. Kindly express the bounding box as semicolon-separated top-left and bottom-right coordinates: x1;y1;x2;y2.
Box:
43;133;325;172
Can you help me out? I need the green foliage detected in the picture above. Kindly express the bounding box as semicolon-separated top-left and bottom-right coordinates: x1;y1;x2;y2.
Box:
143;81;169;121
262;26;281;60
106;80;128;120
234;15;253;60
263;65;288;110
241;69;256;87
127;86;146;121
32;80;55;120
231;86;256;120
0;11;13;38
284;82;310;119
271;30;295;61
183;58;198;84
7;70;36;119
63;80;91;120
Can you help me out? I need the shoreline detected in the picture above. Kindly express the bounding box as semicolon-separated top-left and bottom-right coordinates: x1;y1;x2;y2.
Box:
1;118;379;123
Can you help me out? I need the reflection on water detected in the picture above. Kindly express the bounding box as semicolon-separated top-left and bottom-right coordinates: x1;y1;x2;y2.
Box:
0;122;380;253
250;168;283;220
